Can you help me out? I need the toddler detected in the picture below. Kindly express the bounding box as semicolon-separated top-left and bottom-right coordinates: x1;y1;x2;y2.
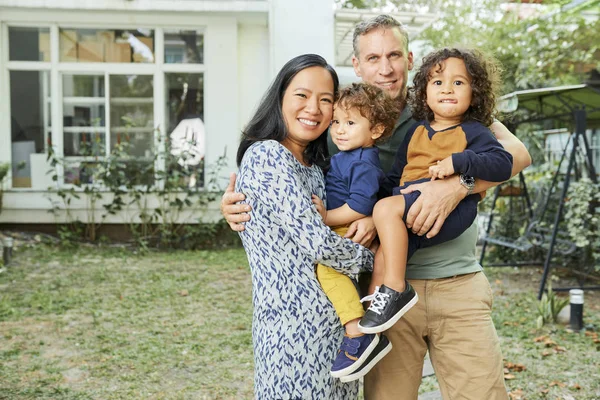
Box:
358;48;514;334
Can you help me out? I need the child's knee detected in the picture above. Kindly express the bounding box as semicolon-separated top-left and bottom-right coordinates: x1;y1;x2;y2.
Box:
374;196;405;221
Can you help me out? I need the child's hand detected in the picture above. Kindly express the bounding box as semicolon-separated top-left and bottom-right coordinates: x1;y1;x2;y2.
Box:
312;195;327;221
429;156;455;180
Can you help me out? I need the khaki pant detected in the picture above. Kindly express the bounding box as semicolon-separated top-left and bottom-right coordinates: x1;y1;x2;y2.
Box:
364;272;508;400
316;226;365;326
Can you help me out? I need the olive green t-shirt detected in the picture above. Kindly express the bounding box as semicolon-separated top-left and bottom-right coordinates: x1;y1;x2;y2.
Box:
327;106;482;279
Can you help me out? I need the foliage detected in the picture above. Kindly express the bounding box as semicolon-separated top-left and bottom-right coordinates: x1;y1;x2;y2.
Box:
536;281;570;328
564;177;600;271
336;0;600;94
45;129;228;250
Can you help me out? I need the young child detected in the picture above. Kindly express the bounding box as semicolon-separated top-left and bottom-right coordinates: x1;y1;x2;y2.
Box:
311;82;401;382
357;48;514;334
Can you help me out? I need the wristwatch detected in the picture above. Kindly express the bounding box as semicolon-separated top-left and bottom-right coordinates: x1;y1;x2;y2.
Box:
459;174;475;196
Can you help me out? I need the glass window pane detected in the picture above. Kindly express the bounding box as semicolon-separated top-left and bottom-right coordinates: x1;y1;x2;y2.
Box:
164;30;203;64
59;28;154;63
110;75;154;158
165;73;205;188
62;74;105;157
64;162;98;185
10;71;51;188
9;27;50;62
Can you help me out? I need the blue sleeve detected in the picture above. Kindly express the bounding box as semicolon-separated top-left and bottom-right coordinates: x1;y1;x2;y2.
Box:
346;160;385;216
451;122;513;182
379;122;419;198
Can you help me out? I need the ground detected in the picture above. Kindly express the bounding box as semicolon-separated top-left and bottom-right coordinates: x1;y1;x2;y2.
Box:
0;243;598;399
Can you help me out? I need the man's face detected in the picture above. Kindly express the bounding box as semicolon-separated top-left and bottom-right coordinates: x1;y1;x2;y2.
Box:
351;27;413;101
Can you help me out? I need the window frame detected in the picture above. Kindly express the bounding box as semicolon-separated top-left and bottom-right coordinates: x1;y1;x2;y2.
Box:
3;22;207;191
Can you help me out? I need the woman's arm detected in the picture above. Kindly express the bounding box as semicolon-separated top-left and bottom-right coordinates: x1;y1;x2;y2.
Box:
239;142;374;278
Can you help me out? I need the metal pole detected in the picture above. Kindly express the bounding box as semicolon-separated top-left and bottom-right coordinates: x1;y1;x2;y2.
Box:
2;237;13;266
519;172;534;220
537;111;584;299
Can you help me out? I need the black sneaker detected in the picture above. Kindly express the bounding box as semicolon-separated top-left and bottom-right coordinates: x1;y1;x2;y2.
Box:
357;283;418;334
338;333;392;382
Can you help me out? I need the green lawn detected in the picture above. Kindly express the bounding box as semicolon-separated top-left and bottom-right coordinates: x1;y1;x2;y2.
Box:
0;245;598;399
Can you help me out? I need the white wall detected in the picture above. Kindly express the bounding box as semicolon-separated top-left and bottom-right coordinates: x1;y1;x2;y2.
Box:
0;0;268;12
237;23;269;142
268;0;335;75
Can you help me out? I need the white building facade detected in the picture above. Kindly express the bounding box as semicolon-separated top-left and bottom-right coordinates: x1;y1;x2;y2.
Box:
0;0;434;225
0;0;339;224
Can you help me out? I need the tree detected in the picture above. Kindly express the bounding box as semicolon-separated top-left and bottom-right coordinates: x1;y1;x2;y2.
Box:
336;0;600;94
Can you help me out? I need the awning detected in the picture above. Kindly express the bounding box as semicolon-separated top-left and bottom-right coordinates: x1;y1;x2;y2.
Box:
498;84;600;127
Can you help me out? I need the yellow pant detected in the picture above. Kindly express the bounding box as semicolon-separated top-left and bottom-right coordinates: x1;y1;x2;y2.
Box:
316;226;365;326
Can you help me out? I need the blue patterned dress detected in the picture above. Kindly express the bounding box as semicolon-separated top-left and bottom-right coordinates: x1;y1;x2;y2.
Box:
236;140;374;400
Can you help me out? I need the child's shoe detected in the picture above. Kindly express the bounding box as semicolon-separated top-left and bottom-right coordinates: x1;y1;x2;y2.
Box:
338;333;392;382
330;333;380;378
358;282;418;334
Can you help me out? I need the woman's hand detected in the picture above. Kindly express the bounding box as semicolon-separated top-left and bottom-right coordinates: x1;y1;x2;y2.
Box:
311;195;327;222
344;216;377;247
220;173;251;232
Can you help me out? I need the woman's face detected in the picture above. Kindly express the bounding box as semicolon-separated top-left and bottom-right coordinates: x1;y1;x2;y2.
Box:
281;66;335;155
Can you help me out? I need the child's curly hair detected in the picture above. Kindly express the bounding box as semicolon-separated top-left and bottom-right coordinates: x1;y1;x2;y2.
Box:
336;82;402;144
409;48;502;127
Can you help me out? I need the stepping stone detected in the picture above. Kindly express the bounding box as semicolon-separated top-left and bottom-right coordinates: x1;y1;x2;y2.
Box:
422;355;435;377
418;390;442;400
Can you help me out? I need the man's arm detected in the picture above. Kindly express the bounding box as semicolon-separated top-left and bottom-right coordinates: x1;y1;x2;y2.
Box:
401;120;531;238
220;172;251;232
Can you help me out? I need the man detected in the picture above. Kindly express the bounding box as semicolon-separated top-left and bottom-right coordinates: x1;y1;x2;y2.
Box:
222;15;531;400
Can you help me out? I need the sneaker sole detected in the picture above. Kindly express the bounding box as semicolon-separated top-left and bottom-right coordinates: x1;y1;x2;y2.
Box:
330;334;380;378
357;292;419;334
338;340;392;383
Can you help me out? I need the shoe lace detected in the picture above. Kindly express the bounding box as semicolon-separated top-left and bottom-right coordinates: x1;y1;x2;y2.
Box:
360;286;389;315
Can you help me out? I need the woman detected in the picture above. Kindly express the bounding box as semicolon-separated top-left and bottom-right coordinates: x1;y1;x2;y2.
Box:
236;54;375;399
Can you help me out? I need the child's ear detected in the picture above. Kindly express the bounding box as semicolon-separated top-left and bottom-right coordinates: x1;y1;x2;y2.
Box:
371;124;385;140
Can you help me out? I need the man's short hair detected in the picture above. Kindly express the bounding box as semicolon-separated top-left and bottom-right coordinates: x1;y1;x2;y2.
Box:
352;15;409;59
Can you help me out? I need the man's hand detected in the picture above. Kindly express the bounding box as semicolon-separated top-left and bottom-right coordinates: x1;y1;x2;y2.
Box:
429;156;454;180
344;216;377;247
400;175;467;238
311;195;327;222
220;172;251;232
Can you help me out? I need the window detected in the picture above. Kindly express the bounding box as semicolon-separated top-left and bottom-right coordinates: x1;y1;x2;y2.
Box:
165;73;205;188
10;70;51;187
6;25;206;189
164;30;203;64
9;26;50;62
59;28;154;63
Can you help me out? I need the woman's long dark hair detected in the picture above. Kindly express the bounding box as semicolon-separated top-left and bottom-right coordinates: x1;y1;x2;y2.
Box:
236;54;339;170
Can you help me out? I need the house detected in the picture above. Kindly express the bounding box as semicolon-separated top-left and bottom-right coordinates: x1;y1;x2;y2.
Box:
0;0;434;226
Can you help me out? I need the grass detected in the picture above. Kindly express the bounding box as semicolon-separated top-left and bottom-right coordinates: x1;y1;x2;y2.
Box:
0;244;599;399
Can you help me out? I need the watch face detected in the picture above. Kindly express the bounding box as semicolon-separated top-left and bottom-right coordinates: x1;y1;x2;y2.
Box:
461;174;475;187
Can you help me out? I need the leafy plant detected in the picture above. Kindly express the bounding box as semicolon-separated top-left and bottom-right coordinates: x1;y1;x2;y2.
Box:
536;281;570;328
45;127;228;250
564;177;600;272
